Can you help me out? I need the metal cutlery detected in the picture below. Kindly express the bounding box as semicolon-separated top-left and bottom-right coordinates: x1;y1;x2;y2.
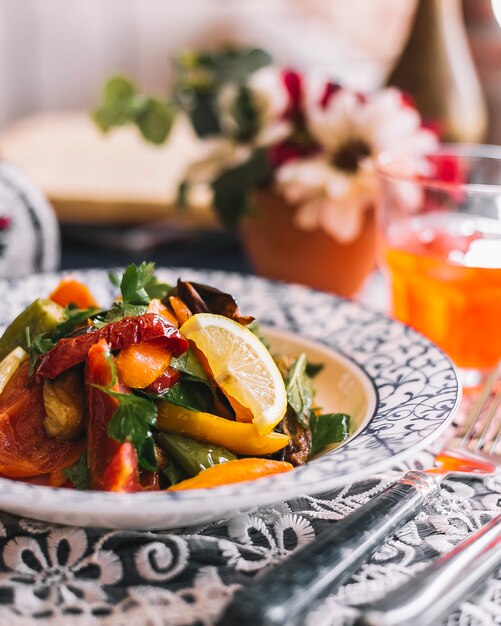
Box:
354;512;501;626
216;360;501;626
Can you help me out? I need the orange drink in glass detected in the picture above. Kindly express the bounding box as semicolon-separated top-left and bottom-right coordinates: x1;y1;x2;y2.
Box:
377;145;501;387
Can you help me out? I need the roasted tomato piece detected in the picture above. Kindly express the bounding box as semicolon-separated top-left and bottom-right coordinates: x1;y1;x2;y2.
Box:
0;362;69;477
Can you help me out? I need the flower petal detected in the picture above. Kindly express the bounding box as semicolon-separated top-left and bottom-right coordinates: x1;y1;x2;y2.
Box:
3;537;48;575
47;528;88;569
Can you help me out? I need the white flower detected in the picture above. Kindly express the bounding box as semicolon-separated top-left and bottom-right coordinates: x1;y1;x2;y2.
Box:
2;528;122;611
276;84;437;242
218;66;291;146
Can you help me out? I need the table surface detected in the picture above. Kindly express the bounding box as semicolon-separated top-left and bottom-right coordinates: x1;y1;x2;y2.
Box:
60;226;252;275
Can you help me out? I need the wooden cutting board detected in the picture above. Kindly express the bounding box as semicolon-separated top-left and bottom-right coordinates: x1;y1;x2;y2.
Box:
0;111;217;227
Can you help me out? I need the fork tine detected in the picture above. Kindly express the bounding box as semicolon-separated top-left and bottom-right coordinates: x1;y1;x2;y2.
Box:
485;392;501;455
461;360;501;445
475;386;501;451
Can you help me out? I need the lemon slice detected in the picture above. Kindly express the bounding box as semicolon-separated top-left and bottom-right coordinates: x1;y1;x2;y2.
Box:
180;314;287;435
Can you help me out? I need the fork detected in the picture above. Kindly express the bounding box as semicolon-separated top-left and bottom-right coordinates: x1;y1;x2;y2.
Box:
216;361;501;626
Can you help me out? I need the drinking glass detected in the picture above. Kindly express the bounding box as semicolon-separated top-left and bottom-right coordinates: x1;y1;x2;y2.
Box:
376;144;501;388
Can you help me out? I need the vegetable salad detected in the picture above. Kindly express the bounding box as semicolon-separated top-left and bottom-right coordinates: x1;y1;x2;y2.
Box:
0;263;350;492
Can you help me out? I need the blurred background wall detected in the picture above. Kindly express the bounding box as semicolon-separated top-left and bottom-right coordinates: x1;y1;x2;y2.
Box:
0;0;500;147
0;0;418;127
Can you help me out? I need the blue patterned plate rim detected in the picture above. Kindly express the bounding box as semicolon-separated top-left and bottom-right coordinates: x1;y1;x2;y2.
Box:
0;268;461;516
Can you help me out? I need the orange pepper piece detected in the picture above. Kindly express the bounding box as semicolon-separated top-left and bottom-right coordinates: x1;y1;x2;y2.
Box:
50;276;99;309
115;342;173;389
169;296;192;326
147;298;179;328
168;458;293;491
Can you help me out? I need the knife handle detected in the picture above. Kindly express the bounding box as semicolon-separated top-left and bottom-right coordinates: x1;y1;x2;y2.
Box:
355;513;501;626
216;471;440;626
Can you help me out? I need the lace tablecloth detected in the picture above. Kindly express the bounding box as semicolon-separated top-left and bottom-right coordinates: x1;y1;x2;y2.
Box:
0;449;499;626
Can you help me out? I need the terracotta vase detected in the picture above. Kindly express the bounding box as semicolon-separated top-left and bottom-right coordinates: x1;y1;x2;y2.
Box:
240;189;377;298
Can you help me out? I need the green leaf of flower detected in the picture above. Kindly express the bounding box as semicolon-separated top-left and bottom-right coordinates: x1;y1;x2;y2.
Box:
136;98;174;145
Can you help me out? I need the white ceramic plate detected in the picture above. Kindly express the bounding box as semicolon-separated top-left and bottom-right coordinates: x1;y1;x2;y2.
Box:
0;268;460;529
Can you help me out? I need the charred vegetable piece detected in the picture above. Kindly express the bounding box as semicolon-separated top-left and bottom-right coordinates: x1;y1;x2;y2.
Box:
0;362;69;477
85;339;140;491
155;432;236;476
50;277;99;309
175;280;254;325
38;314;188;379
43;369;86;441
143;367;181;396
168;458;293;491
157;401;289;456
281;409;312;466
0;298;65;360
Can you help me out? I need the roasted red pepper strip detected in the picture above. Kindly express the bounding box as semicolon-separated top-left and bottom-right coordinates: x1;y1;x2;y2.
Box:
85;338;140;492
143;366;181;396
102;442;141;492
38;314;188;379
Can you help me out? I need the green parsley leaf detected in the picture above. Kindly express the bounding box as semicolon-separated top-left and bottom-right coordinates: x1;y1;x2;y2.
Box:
121;262;155;305
63;453;90;490
94;263;171;328
161;380;214;413
171;347;210;384
52;306;101;341
309;413;350;457
100;389;158;471
26;328;55;375
145;275;172;300
285;353;315;428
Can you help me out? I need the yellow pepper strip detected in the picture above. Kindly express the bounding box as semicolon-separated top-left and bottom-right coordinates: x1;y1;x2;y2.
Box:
156;402;290;456
169;458;293;491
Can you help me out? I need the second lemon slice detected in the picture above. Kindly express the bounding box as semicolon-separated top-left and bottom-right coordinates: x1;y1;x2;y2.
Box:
180;314;287;435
